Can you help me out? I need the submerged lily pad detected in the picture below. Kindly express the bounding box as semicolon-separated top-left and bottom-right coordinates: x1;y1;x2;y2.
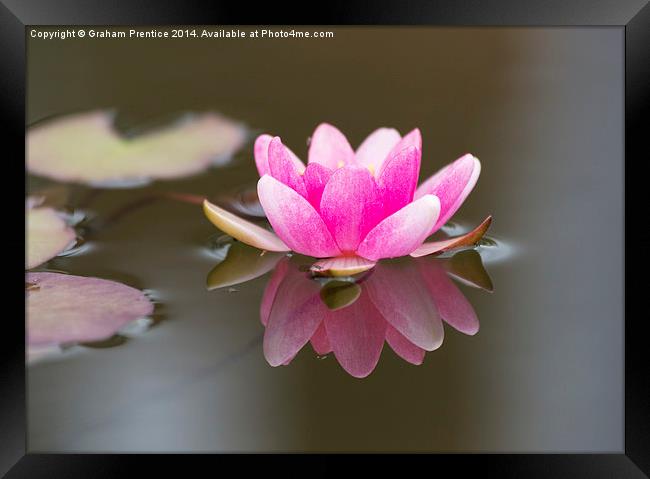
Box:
26;205;76;269
26;272;154;346
27;110;247;186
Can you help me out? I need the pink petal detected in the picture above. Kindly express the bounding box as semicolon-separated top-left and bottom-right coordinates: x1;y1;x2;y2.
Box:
365;262;444;351
385;128;422;162
417;258;479;335
260;258;290;326
324;291;386;378
310;255;376;277
254;134;305;177
377;146;421;217
302;162;333;210
203;199;290;252
385;325;426;365
410;216;492;258
355;127;401;171
263;266;325;366
257;175;341;258
356;195;440;261
415;154;481;234
307;123;355;169
320;166;383;253
310;322;332;355
254;134;273;176
268;137;307;196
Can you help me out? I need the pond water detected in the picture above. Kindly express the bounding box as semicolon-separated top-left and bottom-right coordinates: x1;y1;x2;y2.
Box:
27;27;623;452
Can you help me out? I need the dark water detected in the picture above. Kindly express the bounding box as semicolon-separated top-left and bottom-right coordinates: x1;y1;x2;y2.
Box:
27;27;623;452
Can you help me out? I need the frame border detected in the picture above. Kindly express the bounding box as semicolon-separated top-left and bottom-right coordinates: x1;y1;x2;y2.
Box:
3;0;648;476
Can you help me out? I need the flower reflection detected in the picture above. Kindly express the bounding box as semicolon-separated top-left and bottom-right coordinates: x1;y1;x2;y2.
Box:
208;242;492;378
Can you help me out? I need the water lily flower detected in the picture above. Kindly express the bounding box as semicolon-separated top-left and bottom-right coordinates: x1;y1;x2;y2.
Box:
203;123;491;276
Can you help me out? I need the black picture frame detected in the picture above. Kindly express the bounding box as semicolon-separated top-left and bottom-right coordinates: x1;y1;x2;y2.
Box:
3;0;648;476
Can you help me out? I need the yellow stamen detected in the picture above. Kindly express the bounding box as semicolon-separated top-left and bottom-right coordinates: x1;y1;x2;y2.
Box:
367;163;375;176
337;160;344;169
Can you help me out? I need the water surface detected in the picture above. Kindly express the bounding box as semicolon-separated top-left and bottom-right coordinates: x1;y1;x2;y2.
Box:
27;27;623;452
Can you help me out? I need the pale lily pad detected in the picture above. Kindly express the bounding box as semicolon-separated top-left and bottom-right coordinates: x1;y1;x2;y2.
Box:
26;272;154;346
206;241;284;291
27;110;247;186
26;205;76;269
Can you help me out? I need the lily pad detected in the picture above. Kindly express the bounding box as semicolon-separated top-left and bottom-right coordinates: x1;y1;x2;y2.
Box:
26;205;76;269
27;110;247;186
26;272;154;346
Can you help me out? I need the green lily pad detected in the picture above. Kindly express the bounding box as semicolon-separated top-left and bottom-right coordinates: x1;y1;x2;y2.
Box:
27;110;247;186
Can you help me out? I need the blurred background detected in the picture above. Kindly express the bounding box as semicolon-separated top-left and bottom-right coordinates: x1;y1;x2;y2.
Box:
27;26;623;452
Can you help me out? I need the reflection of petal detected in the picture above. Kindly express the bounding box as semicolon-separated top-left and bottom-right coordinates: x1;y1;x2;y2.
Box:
366;262;444;351
417;258;479;336
263;266;325;366
259;259;290;326
203;199;290;252
385;325;425;365
206;242;284;290
410;216;492;257
324;291;386;378
310;322;332;355
440;249;494;292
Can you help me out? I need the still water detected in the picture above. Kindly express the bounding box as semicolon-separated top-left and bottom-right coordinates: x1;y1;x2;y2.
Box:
27;27;623;452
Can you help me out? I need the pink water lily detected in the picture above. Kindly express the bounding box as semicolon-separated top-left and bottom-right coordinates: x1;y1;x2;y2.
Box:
203;123;489;275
